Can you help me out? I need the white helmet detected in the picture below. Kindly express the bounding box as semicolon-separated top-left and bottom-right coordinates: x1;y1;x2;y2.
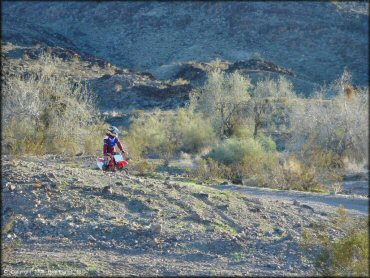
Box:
107;126;119;136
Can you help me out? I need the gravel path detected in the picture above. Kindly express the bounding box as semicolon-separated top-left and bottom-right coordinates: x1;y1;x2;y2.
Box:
213;184;369;216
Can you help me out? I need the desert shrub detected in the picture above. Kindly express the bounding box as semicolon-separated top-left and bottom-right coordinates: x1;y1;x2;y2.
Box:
190;157;232;180
190;69;251;137
172;108;216;153
301;206;368;276
125;108;215;161
246;76;296;138
124;110;169;159
289;70;368;164
256;133;276;152
130;160;156;176
208;138;258;165
207;58;229;71
280;155;326;192
130;109;145;119
2;52;102;155
207;138;278;185
231;124;254;139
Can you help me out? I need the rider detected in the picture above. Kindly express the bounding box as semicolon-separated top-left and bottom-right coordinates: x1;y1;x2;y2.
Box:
103;126;127;156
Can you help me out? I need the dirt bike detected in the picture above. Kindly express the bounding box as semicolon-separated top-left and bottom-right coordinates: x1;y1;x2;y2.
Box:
97;152;129;174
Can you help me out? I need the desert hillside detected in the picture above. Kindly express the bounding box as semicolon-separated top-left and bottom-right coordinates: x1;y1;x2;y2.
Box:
3;2;368;88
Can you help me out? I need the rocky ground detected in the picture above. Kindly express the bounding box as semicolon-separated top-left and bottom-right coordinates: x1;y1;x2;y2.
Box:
2;155;367;276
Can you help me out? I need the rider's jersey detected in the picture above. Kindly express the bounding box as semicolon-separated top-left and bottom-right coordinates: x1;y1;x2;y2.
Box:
103;134;123;154
105;135;118;147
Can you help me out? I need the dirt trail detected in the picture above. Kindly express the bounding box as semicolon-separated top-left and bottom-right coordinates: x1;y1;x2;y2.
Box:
213;184;368;216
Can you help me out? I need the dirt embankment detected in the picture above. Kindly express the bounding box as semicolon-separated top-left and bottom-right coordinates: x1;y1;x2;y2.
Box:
1;155;366;276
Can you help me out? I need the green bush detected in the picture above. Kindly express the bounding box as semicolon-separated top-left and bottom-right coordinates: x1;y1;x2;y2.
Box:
256;133;276;152
208;138;263;165
175;109;216;153
207;138;278;184
301;206;369;276
231;125;254;139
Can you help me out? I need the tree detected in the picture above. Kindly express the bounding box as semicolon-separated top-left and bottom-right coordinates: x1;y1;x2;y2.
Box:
288;70;368;163
246;76;296;138
190;69;251;138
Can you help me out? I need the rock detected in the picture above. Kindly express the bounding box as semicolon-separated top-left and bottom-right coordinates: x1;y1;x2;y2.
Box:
76;217;86;224
301;204;315;212
249;206;261;213
193;192;209;199
274;227;285;235
102;186;113;195
134;178;143;184
35;217;46;225
150;223;162;235
42;184;52;192
264;231;273;237
6;182;16;191
190;212;203;222
47;172;56;179
282;232;294;240
33;182;43;190
50;182;60;189
293;200;300;206
217;204;229;210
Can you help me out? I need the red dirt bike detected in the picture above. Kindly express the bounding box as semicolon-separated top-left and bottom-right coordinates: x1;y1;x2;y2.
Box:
97;152;129;174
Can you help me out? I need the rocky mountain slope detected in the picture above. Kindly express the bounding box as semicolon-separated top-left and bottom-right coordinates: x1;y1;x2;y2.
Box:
2;155;366;276
3;2;368;88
